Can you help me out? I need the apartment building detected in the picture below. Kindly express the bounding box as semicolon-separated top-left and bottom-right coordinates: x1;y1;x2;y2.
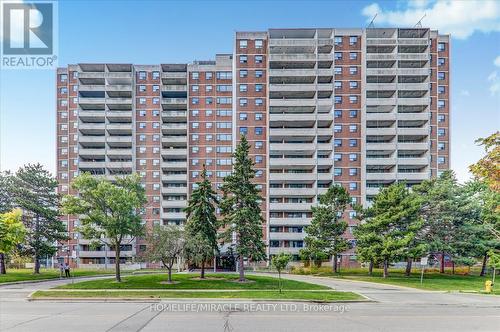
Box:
56;27;450;267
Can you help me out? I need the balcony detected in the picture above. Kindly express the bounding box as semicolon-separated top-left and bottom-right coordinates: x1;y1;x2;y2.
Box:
78;161;106;169
162;148;187;157
269;173;316;181
366;142;397;151
161;98;187;110
78;148;105;158
269;188;316;196
366;98;397;106
366;172;397;181
366;157;397;166
162;211;186;220
270;203;311;211
161;72;187;85
162;85;187;92
366;83;397;91
161;161;187;169
269;218;311;226
107;149;132;158
162;123;187;135
398;157;429;166
161;174;187;182
162;187;188;194
271;158;316;167
397;172;430;181
269;143;315;153
107;123;132;135
398;142;429;151
162;200;187;208
269;232;306;241
397;126;429;136
366;127;397;136
107;161;133;170
269;247;302;255
397;68;430;76
366;112;397;122
78;250;134;258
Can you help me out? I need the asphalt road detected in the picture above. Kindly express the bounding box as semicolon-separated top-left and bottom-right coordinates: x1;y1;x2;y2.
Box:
0;273;499;332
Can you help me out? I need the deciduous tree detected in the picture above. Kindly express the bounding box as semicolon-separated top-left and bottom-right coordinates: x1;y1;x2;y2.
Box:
0;209;26;274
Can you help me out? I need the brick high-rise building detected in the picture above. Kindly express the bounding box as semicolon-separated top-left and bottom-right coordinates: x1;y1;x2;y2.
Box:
56;27;450;267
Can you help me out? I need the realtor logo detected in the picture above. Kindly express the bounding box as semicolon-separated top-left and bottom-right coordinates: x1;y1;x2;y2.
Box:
1;1;58;69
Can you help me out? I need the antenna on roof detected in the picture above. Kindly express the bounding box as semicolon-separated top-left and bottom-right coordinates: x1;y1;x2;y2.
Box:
368;13;377;28
415;14;426;28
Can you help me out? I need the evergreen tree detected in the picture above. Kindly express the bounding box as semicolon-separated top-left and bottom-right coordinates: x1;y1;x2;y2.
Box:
12;164;66;274
304;184;351;273
0;172;14;213
355;182;423;278
62;173;146;282
184;165;219;278
220;136;266;281
353;204;380;275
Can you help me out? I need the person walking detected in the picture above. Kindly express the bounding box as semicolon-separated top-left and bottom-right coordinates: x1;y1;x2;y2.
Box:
59;262;65;278
64;262;71;278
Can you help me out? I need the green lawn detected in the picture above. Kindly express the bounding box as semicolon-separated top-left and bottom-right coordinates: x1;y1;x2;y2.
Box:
0;268;116;284
57;273;329;290
32;289;361;301
292;267;500;294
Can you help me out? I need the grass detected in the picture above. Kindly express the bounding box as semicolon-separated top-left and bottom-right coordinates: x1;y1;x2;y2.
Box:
57;273;329;290
292;266;500;295
0;268;116;284
31;290;361;301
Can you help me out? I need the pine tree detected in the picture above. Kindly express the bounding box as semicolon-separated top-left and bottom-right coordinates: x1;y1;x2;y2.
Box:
12;164;67;274
184;165;219;278
304;184;351;273
355;182;423;278
220;136;266;281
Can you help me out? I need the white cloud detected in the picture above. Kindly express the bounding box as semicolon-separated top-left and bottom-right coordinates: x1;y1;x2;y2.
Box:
494;56;500;67
488;71;500;96
362;0;500;39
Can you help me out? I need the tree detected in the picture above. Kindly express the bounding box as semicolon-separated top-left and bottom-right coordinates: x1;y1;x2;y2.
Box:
0;209;26;274
413;171;461;273
271;252;292;293
469;131;499;193
143;225;185;283
353;204;379;275
355;182;423;278
487;249;500;285
220;136;266;282
184;234;216;278
303;185;351;273
0;172;14;213
11;164;66;274
62;173;146;282
184;165;219;279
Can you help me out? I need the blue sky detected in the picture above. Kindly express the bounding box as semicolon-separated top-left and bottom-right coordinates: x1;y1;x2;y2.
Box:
1;0;499;182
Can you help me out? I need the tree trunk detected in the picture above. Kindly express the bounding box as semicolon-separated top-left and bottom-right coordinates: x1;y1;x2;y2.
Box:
0;253;6;274
34;254;40;274
115;245;121;282
452;261;455;275
480;253;488;277
440;252;445;273
167;267;172;283
383;259;388;278
238;256;245;281
368;260;373;276
200;259;205;279
278;270;282;293
333;254;338;273
405;258;412;276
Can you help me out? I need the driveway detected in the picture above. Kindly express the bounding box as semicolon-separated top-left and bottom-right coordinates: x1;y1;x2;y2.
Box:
1;272;499;332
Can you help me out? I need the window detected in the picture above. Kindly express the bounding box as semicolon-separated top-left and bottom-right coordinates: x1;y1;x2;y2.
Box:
191;134;199;141
334;110;342;118
205;85;212;92
349;139;357;147
349;66;358;75
334;67;342;75
334;36;342;45
240;55;248;63
139;134;146;141
191;72;199;79
217;110;231;116
438;142;445;150
334;139;342;147
255;127;263;135
334;125;342;133
349;154;357;161
239;127;248;135
255;98;263;106
191;97;199;105
240;98;248;106
438;100;445;108
139;71;146;80
437;114;445;122
438;156;446;164
334;154;342;161
240;70;248;78
239;84;248;92
438;86;445;94
438;128;445;137
192;146;199;153
255;141;263;149
255;39;263;48
349;168;358;176
239;113;247;120
153;85;160;92
205;122;213;129
239;40;248;48
438;43;446;52
206;72;213;80
60;74;68;82
335;96;342;104
349;52;357;60
349;124;357;133
139;97;146;104
216;122;232;129
349;182;357;190
216;97;232;104
60;87;67;94
192;122;199;129
438;72;445;80
206;97;213;104
206;134;213;141
255;55;263;63
216;71;232;79
152;97;159;104
255;70;263;78
152;71;160;79
334;81;342;89
334;168;342;176
153;134;160;141
438;58;445;66
255;84;263;92
349;110;358;118
349;96;358;104
217;134;232;141
191;85;199;92
349;36;358;45
152;122;160;129
255;113;263;121
255;155;263;164
334;52;342;60
349;81;358;89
